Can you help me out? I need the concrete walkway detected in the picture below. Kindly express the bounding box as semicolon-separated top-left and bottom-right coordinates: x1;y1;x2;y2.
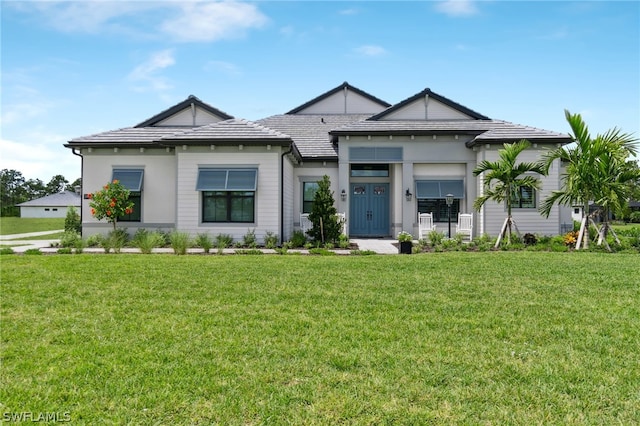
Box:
2;230;402;255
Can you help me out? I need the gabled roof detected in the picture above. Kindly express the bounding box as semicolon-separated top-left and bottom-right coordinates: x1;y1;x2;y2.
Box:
134;95;233;127
65;127;191;148
368;88;490;121
286;82;391;115
18;191;80;207
257;114;370;159
160;119;293;145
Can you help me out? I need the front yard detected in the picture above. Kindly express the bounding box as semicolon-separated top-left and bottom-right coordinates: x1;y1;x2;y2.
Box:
1;253;638;424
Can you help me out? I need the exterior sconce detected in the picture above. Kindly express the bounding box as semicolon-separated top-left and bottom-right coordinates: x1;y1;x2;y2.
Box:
405;188;412;202
341;189;347;201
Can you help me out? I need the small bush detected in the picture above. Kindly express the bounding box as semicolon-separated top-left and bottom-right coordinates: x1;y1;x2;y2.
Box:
24;248;42;255
135;231;165;254
60;231;82;248
64;205;82;233
215;234;233;254
85;234;103;247
57;247;73;254
0;247;15;255
169;231;191;255
629;212;640;223
263;231;279;249
350;249;376;255
242;229;257;248
523;233;537;246
194;233;214;253
235;249;263;255
428;230;445;246
290;230;307;248
338;234;350;249
308;247;336;256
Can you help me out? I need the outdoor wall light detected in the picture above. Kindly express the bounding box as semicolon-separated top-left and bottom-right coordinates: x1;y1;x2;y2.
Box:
341;189;347;201
405;188;413;202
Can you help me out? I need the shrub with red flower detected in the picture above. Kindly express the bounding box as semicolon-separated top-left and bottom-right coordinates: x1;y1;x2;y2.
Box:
89;180;134;230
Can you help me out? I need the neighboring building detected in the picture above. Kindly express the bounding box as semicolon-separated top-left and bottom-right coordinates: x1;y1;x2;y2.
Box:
65;82;572;241
17;191;81;218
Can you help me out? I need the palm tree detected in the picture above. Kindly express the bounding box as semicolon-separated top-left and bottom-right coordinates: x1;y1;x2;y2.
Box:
473;140;547;247
540;110;638;250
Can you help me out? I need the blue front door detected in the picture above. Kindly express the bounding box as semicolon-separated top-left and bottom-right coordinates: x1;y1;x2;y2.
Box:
350;183;389;237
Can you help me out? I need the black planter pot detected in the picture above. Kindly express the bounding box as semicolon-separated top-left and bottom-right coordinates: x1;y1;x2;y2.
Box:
399;241;413;254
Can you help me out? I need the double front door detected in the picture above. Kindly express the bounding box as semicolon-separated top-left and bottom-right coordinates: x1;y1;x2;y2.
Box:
349;183;389;237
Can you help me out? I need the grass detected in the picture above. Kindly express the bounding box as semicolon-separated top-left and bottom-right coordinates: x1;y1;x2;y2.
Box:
1;253;639;424
0;217;64;235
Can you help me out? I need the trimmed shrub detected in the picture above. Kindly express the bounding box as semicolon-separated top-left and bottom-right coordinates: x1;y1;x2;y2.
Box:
194;233;214;253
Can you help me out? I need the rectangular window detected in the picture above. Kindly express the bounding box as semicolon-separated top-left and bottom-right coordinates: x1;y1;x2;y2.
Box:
417;199;460;222
198;168;258;223
512;187;536;208
350;164;390;177
118;193;142;222
302;182;318;213
113;168;144;222
202;191;254;223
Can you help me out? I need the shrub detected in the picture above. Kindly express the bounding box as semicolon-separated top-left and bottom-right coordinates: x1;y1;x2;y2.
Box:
308;247;336;256
169;231;191;255
350;249;376;255
0;247;15;255
135;231;165;254
523;233;537;246
290;230;307;248
64;205;81;233
338;234;350;249
242;229;257;248
105;229;128;253
85;234;103;247
629;212;640;223
428;230;445;246
235;249;263;255
24;248;42;255
57;247;73;254
88;180;134;232
263;231;279;249
194;233;214;253
307;175;342;243
60;231;82;248
215;234;233;254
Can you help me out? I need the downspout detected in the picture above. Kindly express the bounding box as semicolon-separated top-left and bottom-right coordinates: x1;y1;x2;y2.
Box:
71;148;84;236
280;144;294;244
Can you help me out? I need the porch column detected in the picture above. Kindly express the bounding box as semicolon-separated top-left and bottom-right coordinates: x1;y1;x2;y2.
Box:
402;161;414;236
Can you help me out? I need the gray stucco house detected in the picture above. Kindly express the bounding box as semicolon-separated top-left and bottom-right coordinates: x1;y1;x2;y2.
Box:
65;82;572;241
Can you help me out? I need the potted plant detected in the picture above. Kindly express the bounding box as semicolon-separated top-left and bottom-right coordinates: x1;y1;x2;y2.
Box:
397;231;413;254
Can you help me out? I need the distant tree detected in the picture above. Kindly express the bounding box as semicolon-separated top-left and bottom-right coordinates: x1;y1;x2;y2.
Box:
46;174;69;194
307;175;342;244
25;178;47;200
70;177;82;191
473;140;546;247
0;169;27;216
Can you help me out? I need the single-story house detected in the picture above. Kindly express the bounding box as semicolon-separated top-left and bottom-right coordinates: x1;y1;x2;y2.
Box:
17;191;81;218
65;82;572;242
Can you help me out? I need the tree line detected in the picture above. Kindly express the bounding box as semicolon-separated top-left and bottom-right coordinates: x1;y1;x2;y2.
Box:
0;169;81;217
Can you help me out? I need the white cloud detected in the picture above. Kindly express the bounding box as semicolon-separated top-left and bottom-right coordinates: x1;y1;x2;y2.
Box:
161;2;268;42
435;0;479;17
0;137;80;182
127;49;176;93
204;60;242;76
354;45;387;57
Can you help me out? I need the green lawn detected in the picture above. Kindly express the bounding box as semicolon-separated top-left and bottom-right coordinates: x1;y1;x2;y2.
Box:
0;217;64;235
2;253;639;424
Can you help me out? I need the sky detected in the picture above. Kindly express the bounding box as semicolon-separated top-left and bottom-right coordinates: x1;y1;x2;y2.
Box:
2;0;639;183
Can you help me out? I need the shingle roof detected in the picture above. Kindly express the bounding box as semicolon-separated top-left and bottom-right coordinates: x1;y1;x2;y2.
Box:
18;191;81;207
160;119;293;145
257;114;371;159
330;119;571;146
65;127;192;147
134;95;233;127
286;82;391;114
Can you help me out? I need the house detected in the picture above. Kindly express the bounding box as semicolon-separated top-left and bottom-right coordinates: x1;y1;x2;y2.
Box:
17;191;81;218
65;82;572;242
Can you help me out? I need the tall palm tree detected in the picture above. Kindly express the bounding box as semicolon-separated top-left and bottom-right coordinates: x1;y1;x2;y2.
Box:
540;110;638;250
473;140;546;247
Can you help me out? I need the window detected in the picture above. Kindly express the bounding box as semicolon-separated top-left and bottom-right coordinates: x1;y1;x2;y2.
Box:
202;191;254;223
350;164;389;177
113;168;144;222
417;199;460;222
511;187;536;208
197;168;257;223
302;182;318;213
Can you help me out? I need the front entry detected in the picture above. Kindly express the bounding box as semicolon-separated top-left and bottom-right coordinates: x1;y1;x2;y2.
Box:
349;183;389;237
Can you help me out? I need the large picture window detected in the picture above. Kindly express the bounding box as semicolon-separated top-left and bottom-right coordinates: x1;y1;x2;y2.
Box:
202;191;254;223
112;168;143;222
415;179;464;222
197;168;257;223
417;199;460;222
511;187;536;208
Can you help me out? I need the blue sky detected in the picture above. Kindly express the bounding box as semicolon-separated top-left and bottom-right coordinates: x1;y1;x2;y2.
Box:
2;0;639;182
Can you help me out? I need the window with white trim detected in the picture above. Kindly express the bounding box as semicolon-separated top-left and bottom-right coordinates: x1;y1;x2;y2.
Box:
197;168;257;223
